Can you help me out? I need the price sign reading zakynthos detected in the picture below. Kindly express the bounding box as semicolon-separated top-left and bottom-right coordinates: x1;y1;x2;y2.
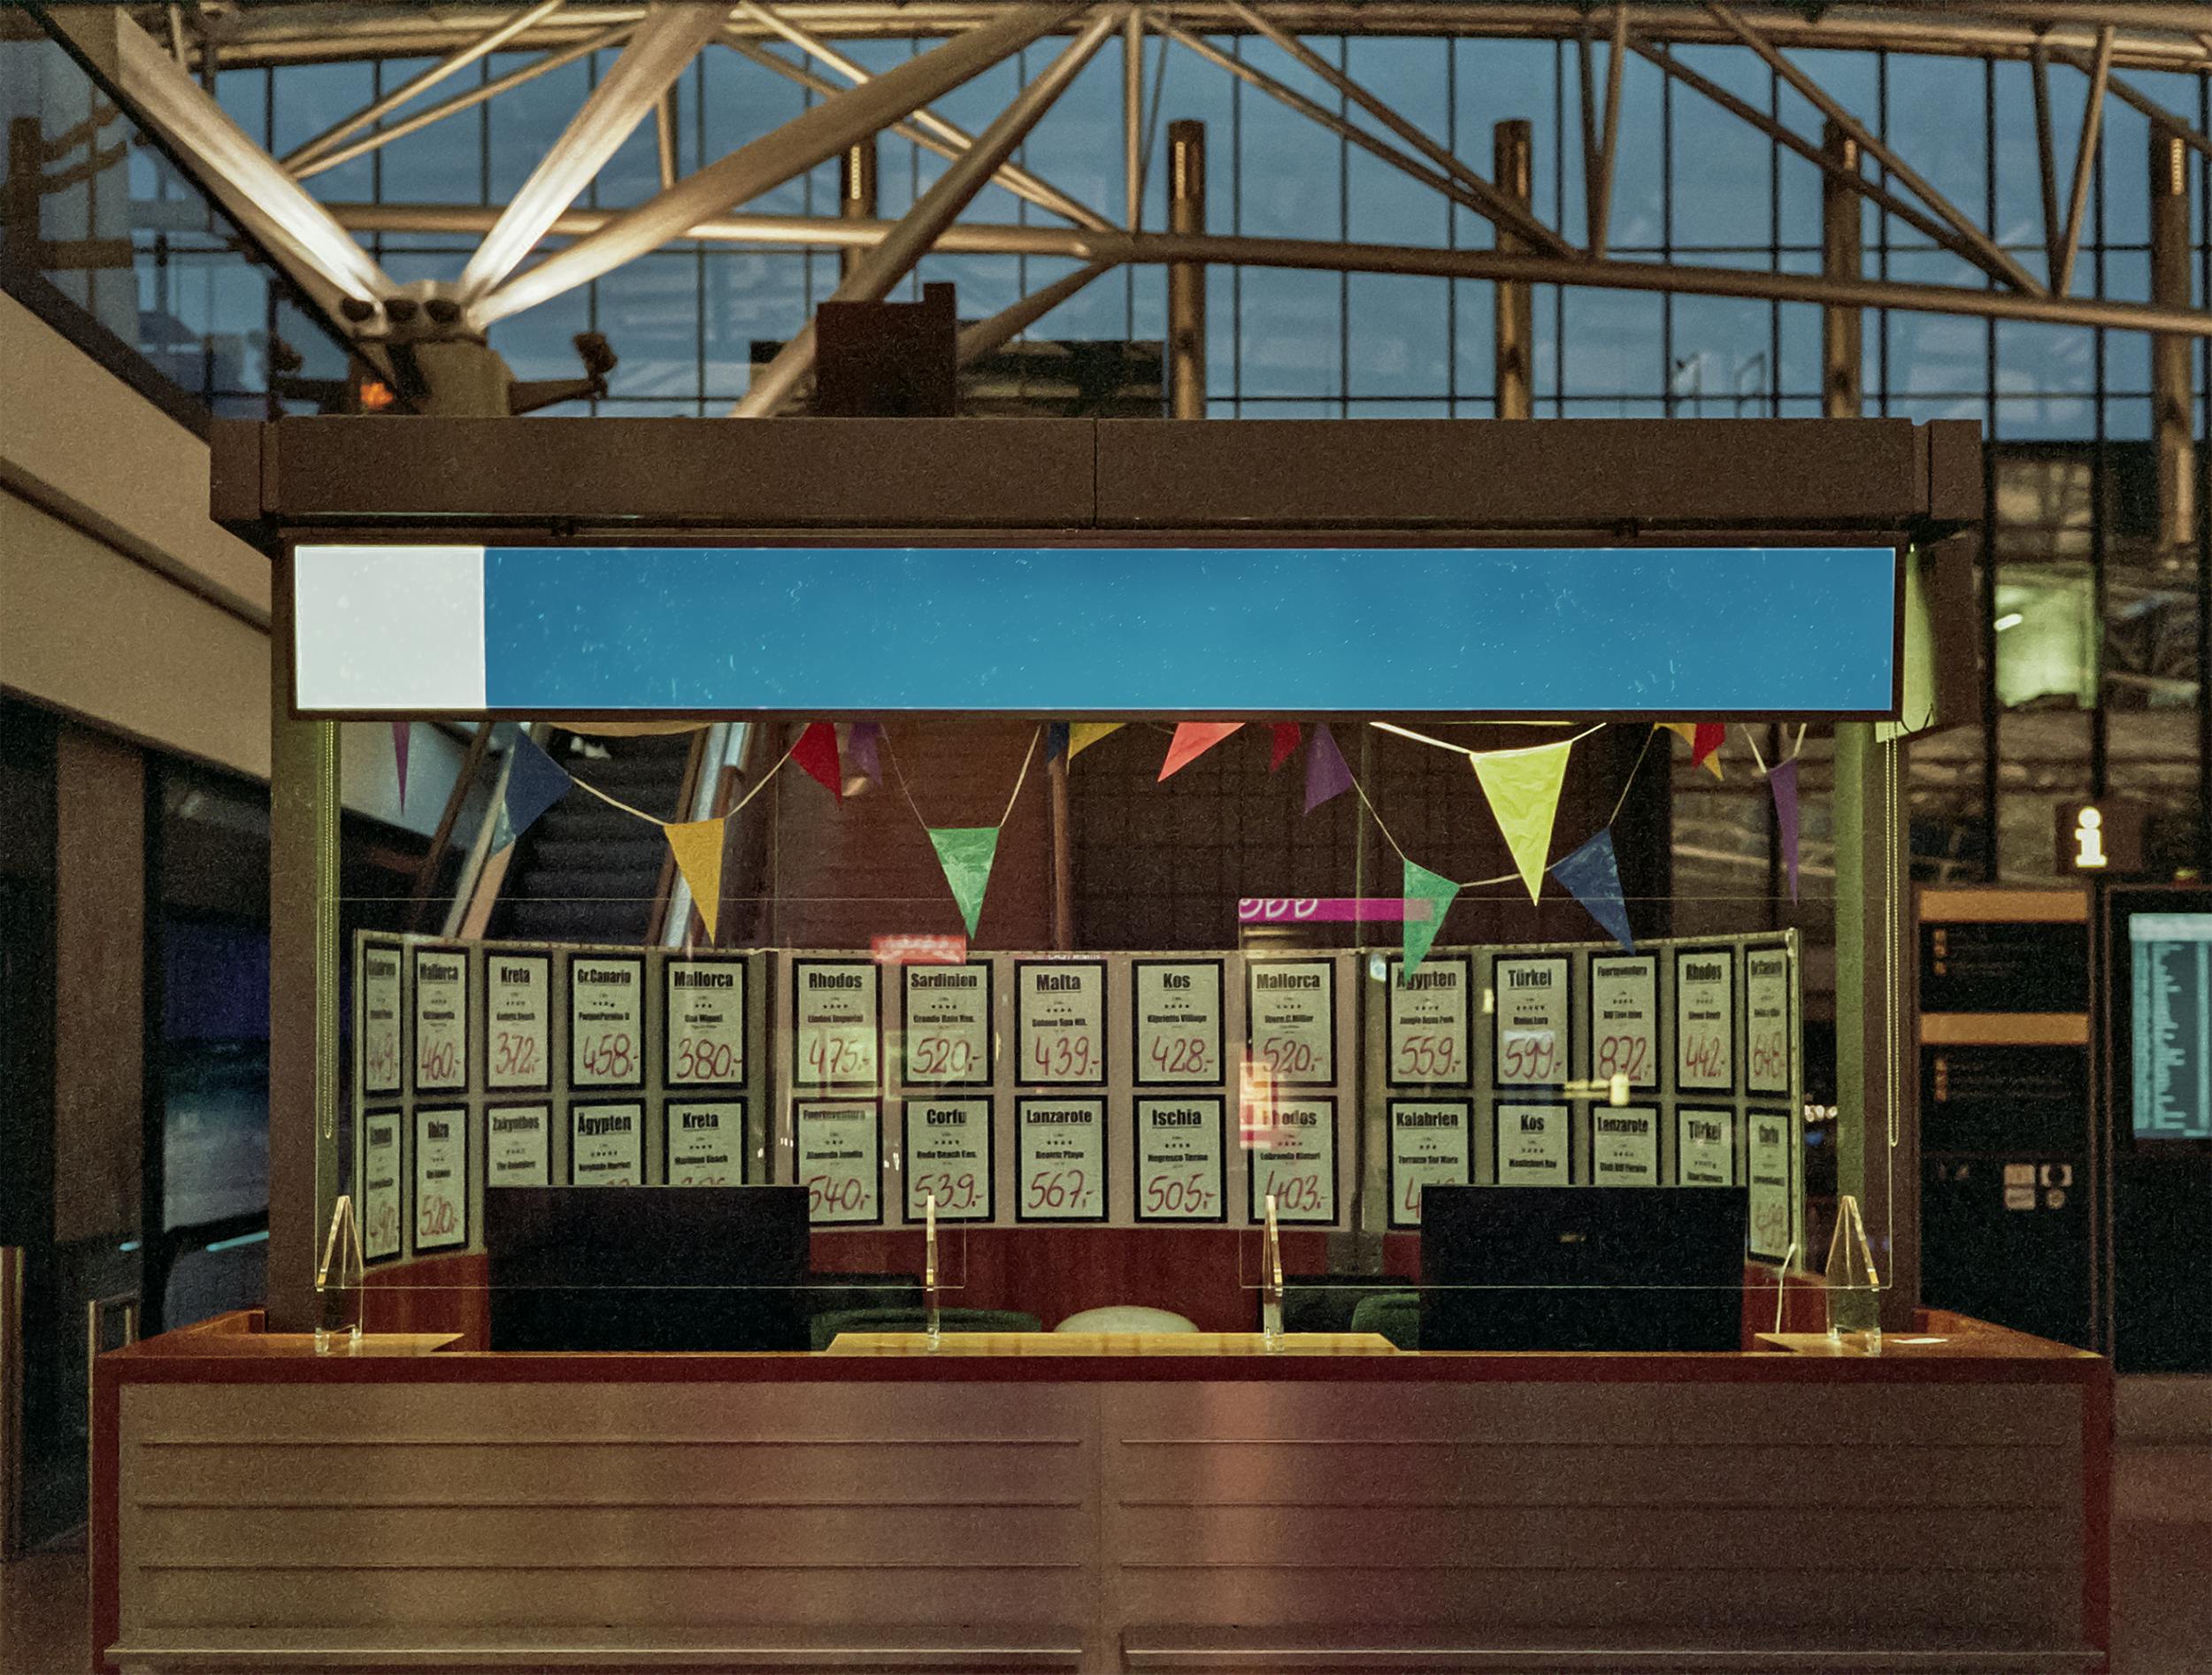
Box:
485;953;549;1091
1387;957;1472;1087
1497;1103;1571;1184
570;956;644;1088
1746;948;1792;1095
1248;1096;1337;1224
1017;960;1107;1085
1675;949;1736;1092
1247;959;1335;1084
1588;955;1658;1089
361;1110;403;1260
412;1108;467;1251
1493;956;1570;1087
1591;1105;1660;1186
411;947;468;1092
792;960;879;1088
1017;1097;1106;1221
1386;1100;1471;1227
666;957;746;1087
903;1097;992;1221
901;963;992;1086
665;1100;743;1186
570;1102;642;1185
1134;960;1225;1085
1677;1109;1736;1186
795;1100;881;1224
1747;1110;1793;1260
486;1103;549;1185
1134;1097;1227;1222
359;942;403;1095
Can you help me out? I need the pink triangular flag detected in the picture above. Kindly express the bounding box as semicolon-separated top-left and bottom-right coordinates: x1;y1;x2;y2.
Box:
1769;756;1801;903
391;722;411;813
1304;723;1354;813
1269;723;1303;772
1159;722;1243;780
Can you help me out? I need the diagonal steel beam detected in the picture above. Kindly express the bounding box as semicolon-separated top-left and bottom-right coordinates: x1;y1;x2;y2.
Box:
2054;24;2115;297
2058;49;2212;164
458;0;726;302
956;261;1118;365
481;3;1094;325
1576;4;1627;257
735;5;1125;417
2031;43;2063;284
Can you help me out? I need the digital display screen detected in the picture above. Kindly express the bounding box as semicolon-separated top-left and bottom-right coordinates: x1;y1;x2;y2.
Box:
2130;913;2212;1141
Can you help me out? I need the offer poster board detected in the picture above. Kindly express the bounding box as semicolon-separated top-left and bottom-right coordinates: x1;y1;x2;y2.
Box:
1248;1096;1337;1224
1587;955;1659;1090
1591;1105;1660;1187
359;941;403;1095
666;1100;745;1186
1494;956;1570;1088
487;1103;550;1186
902;1096;993;1222
1745;947;1793;1096
1747;1110;1793;1261
411;946;468;1093
1497;1103;1571;1184
570;1101;643;1185
666;956;747;1087
1133;1096;1227;1222
1386;956;1472;1087
792;960;879;1089
1387;1099;1471;1228
1678;1108;1737;1186
1133;959;1225;1086
485;951;550;1093
901;963;992;1086
1674;948;1736;1092
361;1110;403;1261
1017;1097;1107;1222
570;956;645;1088
1246;958;1335;1085
412;1107;468;1252
795;1099;881;1225
1016;959;1107;1086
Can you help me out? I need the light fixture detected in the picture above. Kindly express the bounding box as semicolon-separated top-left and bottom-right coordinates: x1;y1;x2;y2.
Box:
1994;611;2024;632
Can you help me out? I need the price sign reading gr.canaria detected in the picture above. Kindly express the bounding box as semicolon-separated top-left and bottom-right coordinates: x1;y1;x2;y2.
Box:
666;957;747;1087
412;1107;467;1252
795;1100;881;1225
901;963;992;1087
1591;1106;1660;1187
1588;955;1658;1090
1248;1096;1337;1225
1675;949;1736;1093
1387;956;1472;1087
1678;1108;1736;1186
570;956;644;1088
361;1110;403;1260
486;1103;549;1186
903;1097;992;1222
485;953;550;1092
792;959;879;1089
1017;1097;1107;1222
1386;1100;1471;1228
1133;959;1225;1086
1134;1097;1227;1222
1493;956;1570;1087
1747;1110;1793;1260
412;947;468;1093
665;1100;744;1187
1745;947;1792;1096
1247;959;1335;1085
1497;1103;1571;1184
570;1102;642;1186
1016;959;1107;1086
359;942;403;1095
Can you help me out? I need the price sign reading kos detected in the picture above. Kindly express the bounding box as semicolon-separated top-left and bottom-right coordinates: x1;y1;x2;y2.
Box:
1133;959;1224;1086
793;959;879;1088
570;956;643;1088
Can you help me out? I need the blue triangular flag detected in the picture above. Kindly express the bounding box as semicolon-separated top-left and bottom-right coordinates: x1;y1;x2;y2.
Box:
500;733;572;850
1045;721;1070;763
1550;827;1634;951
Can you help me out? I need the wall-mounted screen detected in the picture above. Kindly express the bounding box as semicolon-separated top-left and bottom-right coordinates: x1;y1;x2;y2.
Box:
2129;912;2212;1142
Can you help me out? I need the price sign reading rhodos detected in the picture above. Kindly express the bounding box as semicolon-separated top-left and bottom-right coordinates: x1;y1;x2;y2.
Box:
793;959;879;1089
1248;1096;1337;1225
1674;949;1736;1092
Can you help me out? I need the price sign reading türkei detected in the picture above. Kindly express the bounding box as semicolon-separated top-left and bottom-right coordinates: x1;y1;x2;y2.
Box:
1493;956;1569;1088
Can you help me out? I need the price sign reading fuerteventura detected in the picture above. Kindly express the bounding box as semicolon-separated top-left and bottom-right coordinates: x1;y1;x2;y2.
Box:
1017;1097;1106;1222
1493;956;1569;1087
1017;959;1107;1086
485;952;550;1092
1248;1096;1337;1224
1387;956;1472;1087
1133;1097;1226;1222
412;1107;467;1252
1745;947;1792;1095
1587;955;1658;1090
1497;1103;1571;1184
359;942;403;1095
570;1102;642;1186
1133;959;1224;1086
902;1096;992;1222
1386;1099;1471;1228
1675;949;1736;1092
902;963;992;1087
1247;959;1334;1084
793;959;879;1088
570;956;644;1088
486;1103;549;1186
665;1100;744;1187
412;946;468;1093
795;1100;881;1225
666;957;747;1087
361;1110;403;1260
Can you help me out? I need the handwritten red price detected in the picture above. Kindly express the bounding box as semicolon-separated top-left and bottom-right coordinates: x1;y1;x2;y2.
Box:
804;1033;870;1082
910;1170;981;1213
368;1198;400;1249
1499;1030;1560;1083
1025;1167;1091;1212
1256;1038;1319;1078
1143;1169;1216;1216
1749;1033;1787;1084
418;1040;459;1084
1594;1033;1650;1081
1146;1034;1214;1078
1259;1166;1326;1217
577;1033;635;1080
805;1173;868;1216
677;1166;735;1186
1682;1033;1728;1082
365;1034;400;1087
910;1034;977;1078
1394;1032;1461;1080
1030;1033;1096;1080
673;1036;739;1081
492;1031;539;1080
418;1198;457;1239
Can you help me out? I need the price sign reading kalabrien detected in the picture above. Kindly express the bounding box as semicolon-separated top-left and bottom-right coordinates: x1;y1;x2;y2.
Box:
665;1100;744;1187
1591;1105;1659;1187
1248;1096;1337;1225
795;1100;881;1225
570;956;645;1089
666;956;747;1087
570;1102;642;1186
412;946;468;1094
1387;956;1472;1087
485;952;550;1093
1745;947;1792;1096
359;941;403;1095
1386;1100;1471;1228
1133;1096;1227;1223
1016;1097;1106;1222
1674;948;1736;1093
1496;1103;1571;1184
486;1103;549;1186
1247;958;1335;1085
1677;1108;1736;1186
901;963;992;1087
1016;959;1107;1087
792;959;879;1089
1747;1110;1793;1260
1493;956;1570;1088
412;1107;468;1252
902;1096;993;1222
1133;959;1225;1087
1587;954;1658;1091
361;1110;403;1261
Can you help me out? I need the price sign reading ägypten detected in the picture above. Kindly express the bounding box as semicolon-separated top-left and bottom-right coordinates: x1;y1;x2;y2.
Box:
1675;949;1736;1092
570;1102;643;1186
412;1108;467;1251
1133;1097;1227;1223
902;963;992;1087
1493;956;1569;1087
792;959;879;1089
1017;1097;1106;1221
1017;959;1107;1086
1387;956;1472;1087
1587;955;1658;1089
1133;959;1224;1086
570;956;644;1088
795;1100;881;1224
1247;959;1335;1085
903;1097;992;1222
1248;1097;1337;1224
485;953;550;1092
359;942;403;1095
412;947;468;1093
666;957;746;1087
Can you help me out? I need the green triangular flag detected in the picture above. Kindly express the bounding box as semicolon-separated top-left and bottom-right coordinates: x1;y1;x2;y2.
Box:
928;826;1000;939
1402;858;1461;978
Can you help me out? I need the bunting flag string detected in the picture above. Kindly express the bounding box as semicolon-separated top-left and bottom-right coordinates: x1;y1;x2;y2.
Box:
390;722;411;815
1660;720;1726;779
664;820;728;940
1550;829;1635;951
1402;859;1461;976
847;721;884;785
1045;720;1071;764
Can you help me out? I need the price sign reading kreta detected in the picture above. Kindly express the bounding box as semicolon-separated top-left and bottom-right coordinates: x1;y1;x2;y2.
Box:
412;1107;467;1251
1387;956;1472;1087
1017;1097;1106;1221
359;941;403;1095
792;959;879;1088
901;963;992;1087
665;1100;744;1186
1386;1100;1471;1228
485;952;549;1092
1016;959;1107;1086
1493;956;1569;1087
411;946;468;1092
1745;947;1792;1095
1247;958;1335;1085
1248;1096;1337;1224
1134;1097;1227;1222
1133;959;1224;1086
1674;949;1736;1092
569;956;644;1088
903;1097;992;1221
795;1100;881;1224
1588;954;1658;1089
666;957;747;1087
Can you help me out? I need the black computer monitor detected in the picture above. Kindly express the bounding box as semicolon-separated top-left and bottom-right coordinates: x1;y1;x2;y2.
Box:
1419;1186;1748;1352
486;1187;810;1351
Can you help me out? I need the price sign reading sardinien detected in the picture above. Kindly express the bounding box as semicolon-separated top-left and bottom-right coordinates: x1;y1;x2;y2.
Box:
1678;1108;1736;1186
361;1110;403;1261
793;959;879;1089
666;956;747;1087
1747;1110;1793;1260
1246;959;1334;1084
1017;1097;1106;1222
1674;948;1736;1093
1134;1097;1227;1222
795;1100;881;1224
1248;1096;1337;1224
1386;1099;1471;1228
570;1102;642;1186
1496;1103;1571;1185
1133;959;1225;1086
901;963;992;1087
1587;954;1658;1090
902;1096;992;1222
1493;956;1570;1088
412;1107;467;1252
1387;956;1472;1087
665;1100;744;1186
485;952;550;1092
1017;959;1107;1086
486;1103;549;1186
359;942;403;1095
411;946;468;1093
570;956;645;1089
1745;947;1792;1095
1590;1105;1660;1187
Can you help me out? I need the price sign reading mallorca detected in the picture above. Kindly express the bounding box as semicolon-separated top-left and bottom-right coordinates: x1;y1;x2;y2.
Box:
1248;1096;1337;1224
1386;1100;1471;1228
359;942;403;1095
666;957;747;1087
1674;949;1736;1092
570;956;644;1088
362;1110;403;1261
795;1100;881;1224
665;1100;744;1186
1387;956;1472;1087
485;952;550;1092
1588;955;1658;1090
1746;947;1792;1095
569;1102;642;1186
1017;959;1107;1086
1493;956;1570;1088
1134;1097;1227;1222
1496;1103;1571;1184
1747;1110;1793;1260
412;1107;468;1251
486;1103;549;1186
902;1097;993;1222
1017;1097;1106;1222
1133;959;1225;1086
1591;1105;1660;1186
1247;959;1335;1085
1678;1108;1736;1186
793;960;879;1089
901;963;992;1087
411;947;468;1093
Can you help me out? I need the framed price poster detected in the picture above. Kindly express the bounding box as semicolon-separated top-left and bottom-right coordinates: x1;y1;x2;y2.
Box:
1386;1099;1471;1228
901;962;992;1087
1133;959;1225;1086
411;945;468;1093
1587;954;1658;1090
665;1099;745;1186
1674;947;1736;1093
1745;946;1793;1096
1247;1096;1337;1225
358;941;403;1095
1590;1105;1660;1187
484;950;551;1093
570;1102;643;1185
1386;955;1472;1087
1015;1097;1107;1222
360;1109;403;1261
1133;1096;1228;1223
1246;958;1335;1085
570;955;645;1089
1496;1102;1571;1185
795;1099;882;1225
666;955;747;1087
792;959;879;1089
902;1096;993;1222
411;1107;468;1252
1677;1108;1737;1187
486;1103;550;1187
1015;959;1107;1087
1747;1110;1794;1261
1493;956;1570;1088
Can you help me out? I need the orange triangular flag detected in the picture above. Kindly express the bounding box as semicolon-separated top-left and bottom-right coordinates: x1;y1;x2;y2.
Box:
1159;722;1243;780
664;818;727;941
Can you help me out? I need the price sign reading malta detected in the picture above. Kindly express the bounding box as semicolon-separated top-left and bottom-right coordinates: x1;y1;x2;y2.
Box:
570;956;644;1088
1017;959;1107;1086
793;960;879;1088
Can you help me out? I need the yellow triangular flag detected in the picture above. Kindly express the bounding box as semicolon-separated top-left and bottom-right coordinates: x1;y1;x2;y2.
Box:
1067;722;1125;761
1656;722;1724;780
1471;740;1572;903
664;818;727;941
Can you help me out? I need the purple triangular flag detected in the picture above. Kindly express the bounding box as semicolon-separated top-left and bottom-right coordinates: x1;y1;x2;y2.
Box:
391;721;411;814
1304;723;1354;813
1549;827;1634;951
848;721;883;784
1769;757;1801;903
501;733;573;849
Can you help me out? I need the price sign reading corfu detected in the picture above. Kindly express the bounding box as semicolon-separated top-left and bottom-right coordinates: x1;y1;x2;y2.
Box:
1387;957;1472;1087
1588;955;1658;1089
1134;1097;1226;1222
570;957;644;1088
1248;1096;1337;1224
1134;960;1224;1086
1494;956;1569;1087
570;1102;642;1186
1746;948;1792;1095
485;953;549;1092
360;942;403;1095
1747;1110;1793;1260
793;960;879;1088
1675;949;1736;1092
902;964;991;1086
1017;1098;1106;1221
665;1101;744;1186
795;1100;881;1224
1678;1108;1736;1186
412;1108;467;1251
1247;959;1334;1084
487;1104;549;1186
666;957;746;1087
412;947;468;1093
1497;1103;1571;1184
1017;960;1107;1086
1591;1105;1659;1186
903;1097;992;1221
1386;1100;1471;1227
362;1111;403;1260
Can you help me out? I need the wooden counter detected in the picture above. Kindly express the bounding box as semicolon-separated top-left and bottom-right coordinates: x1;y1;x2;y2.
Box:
94;1310;2108;1675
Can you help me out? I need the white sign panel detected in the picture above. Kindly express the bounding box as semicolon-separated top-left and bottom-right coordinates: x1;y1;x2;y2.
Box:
412;1107;468;1251
359;942;403;1095
902;1096;993;1222
570;956;644;1088
1493;956;1570;1087
795;1100;881;1224
570;1101;643;1186
1017;960;1107;1086
1748;1110;1793;1261
1387;956;1472;1087
1746;947;1792;1096
1678;1108;1736;1187
1134;1096;1227;1222
411;946;468;1092
901;964;992;1086
486;1103;549;1186
1386;1099;1471;1228
1674;948;1736;1093
1248;1096;1337;1225
1246;959;1335;1085
361;1110;403;1261
1590;1105;1660;1187
665;1100;744;1186
792;960;880;1088
666;957;747;1087
1587;955;1658;1090
1133;959;1225;1085
485;951;550;1092
1496;1103;1571;1185
1017;1097;1107;1221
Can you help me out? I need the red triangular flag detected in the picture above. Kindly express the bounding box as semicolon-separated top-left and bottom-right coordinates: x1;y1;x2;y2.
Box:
1269;723;1302;772
1159;722;1243;781
391;721;411;813
1692;721;1726;769
793;722;842;802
